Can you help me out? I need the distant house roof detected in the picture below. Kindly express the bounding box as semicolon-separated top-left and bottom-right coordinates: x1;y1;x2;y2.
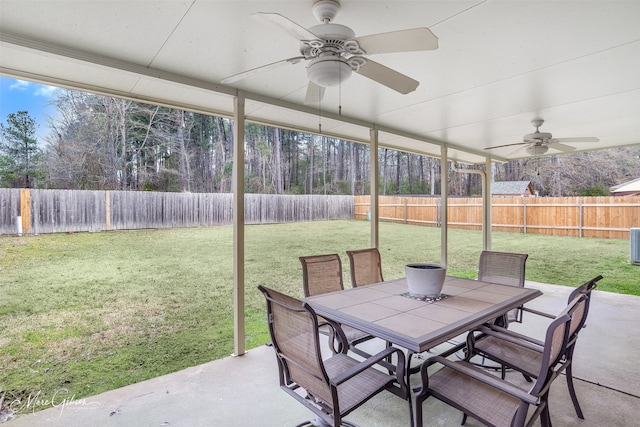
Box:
492;181;535;196
610;178;640;196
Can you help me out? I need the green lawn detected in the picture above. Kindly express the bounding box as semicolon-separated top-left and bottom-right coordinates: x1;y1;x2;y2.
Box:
0;220;637;414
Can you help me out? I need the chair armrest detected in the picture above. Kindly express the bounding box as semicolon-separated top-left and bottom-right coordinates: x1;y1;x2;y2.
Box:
331;346;406;387
477;325;545;351
424;356;538;405
521;306;555;319
319;319;349;354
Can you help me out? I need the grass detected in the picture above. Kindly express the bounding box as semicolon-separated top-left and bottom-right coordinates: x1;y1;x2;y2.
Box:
0;220;637;414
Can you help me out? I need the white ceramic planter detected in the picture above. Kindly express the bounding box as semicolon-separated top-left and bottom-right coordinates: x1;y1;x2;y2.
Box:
405;264;447;297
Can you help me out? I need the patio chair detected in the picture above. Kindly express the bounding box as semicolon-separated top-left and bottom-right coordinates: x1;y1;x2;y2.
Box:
415;293;581;427
258;285;412;427
468;275;603;420
299;254;375;355
346;248;384;287
300;254;345;298
477;250;529;326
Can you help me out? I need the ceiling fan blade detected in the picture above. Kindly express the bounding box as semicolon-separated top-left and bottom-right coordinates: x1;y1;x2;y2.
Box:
253;12;320;41
221;56;304;84
506;145;528;157
355;59;419;94
549;142;577;152
553;137;600;143
484;142;527;150
304;81;326;105
353;27;438;54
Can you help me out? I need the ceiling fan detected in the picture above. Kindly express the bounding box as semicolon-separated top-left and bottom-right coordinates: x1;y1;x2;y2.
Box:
221;0;438;104
485;119;600;157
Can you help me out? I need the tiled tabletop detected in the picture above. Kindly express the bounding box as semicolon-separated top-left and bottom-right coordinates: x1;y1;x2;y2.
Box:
304;276;542;353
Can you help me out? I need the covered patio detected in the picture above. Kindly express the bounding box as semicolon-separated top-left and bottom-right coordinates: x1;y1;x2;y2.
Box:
5;281;640;426
2;0;638;356
1;1;639;425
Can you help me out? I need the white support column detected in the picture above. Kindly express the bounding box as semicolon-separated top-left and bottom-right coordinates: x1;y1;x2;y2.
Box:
484;157;492;250
233;92;246;357
370;128;379;248
440;146;448;267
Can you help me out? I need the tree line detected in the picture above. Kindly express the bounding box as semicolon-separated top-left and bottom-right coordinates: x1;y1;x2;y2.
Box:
1;88;639;197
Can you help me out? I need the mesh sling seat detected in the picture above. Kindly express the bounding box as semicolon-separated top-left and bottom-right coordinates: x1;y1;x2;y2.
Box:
468;275;603;420
346;248;384;287
258;285;412;427
299;254;374;354
478;251;529;326
414;294;582;427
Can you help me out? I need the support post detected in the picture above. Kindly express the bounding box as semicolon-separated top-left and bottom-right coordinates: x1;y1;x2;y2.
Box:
233;92;246;357
369;128;379;249
440;146;448;267
484;157;492;250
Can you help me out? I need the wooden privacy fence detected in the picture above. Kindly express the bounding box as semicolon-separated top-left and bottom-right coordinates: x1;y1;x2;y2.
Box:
0;189;354;235
354;195;640;240
3;189;638;239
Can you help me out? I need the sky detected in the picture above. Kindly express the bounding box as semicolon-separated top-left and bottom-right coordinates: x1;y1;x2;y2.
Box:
0;76;60;143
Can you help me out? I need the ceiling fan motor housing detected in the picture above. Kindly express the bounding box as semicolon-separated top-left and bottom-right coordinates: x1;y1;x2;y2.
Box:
305;22;356;87
524;131;553;143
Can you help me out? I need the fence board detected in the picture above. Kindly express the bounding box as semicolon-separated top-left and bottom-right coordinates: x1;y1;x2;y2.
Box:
0;188;21;234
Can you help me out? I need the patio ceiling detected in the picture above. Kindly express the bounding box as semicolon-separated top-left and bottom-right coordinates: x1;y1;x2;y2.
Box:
1;0;639;164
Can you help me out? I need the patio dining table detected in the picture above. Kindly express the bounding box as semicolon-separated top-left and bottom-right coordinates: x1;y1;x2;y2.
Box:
303;276;542;356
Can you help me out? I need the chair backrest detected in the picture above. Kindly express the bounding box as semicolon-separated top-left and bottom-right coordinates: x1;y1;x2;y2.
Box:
478;251;528;325
566;275;602;340
529;294;585;397
477;250;528;287
568;274;602;302
258;285;334;406
299;253;344;297
346;248;384;287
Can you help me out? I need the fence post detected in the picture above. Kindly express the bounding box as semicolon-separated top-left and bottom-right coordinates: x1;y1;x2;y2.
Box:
579;198;583;238
404;197;407;224
20;188;31;234
523;198;527;234
105;190;111;231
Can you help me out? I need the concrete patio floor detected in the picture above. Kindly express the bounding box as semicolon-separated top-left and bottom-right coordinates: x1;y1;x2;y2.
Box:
5;281;640;426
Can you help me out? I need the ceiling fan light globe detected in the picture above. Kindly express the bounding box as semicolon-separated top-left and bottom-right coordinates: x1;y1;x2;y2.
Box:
307;57;352;87
526;145;549;156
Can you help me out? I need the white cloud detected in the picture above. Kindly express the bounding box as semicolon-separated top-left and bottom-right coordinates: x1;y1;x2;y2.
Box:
9;79;30;90
35;85;58;97
8;79;58;97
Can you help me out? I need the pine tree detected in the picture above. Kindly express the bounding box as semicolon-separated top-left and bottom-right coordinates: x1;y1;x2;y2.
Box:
0;110;42;187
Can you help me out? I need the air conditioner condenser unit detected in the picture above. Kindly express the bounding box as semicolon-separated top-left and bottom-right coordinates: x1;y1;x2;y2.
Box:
631;228;640;265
